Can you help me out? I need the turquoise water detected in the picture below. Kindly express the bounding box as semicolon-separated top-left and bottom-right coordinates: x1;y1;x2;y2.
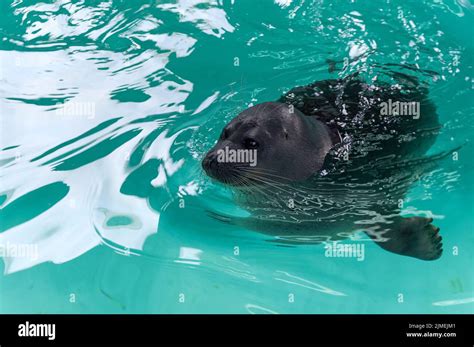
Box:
0;0;473;313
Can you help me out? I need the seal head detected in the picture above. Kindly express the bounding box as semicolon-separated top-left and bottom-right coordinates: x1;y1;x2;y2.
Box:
202;102;335;185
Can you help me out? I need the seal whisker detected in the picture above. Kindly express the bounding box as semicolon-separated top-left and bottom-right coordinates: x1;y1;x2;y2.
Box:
238;167;295;182
233;164;292;178
235;166;296;186
235;173;278;200
237;170;297;196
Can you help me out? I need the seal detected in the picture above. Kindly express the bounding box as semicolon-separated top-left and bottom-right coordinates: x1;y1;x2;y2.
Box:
202;72;446;261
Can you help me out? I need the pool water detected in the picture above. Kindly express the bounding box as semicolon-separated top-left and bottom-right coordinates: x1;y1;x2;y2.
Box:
0;0;473;313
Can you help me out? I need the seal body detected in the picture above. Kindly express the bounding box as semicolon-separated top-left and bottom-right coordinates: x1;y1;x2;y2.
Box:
279;74;440;172
202;73;444;260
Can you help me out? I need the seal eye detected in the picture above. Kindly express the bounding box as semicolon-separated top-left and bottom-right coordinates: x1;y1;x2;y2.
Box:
220;128;229;140
243;138;259;149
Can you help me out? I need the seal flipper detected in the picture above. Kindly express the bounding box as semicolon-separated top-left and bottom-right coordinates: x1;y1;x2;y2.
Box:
364;216;443;260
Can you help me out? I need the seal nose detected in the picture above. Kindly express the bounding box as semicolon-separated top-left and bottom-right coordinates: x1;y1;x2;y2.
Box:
202;149;241;184
202;152;218;174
